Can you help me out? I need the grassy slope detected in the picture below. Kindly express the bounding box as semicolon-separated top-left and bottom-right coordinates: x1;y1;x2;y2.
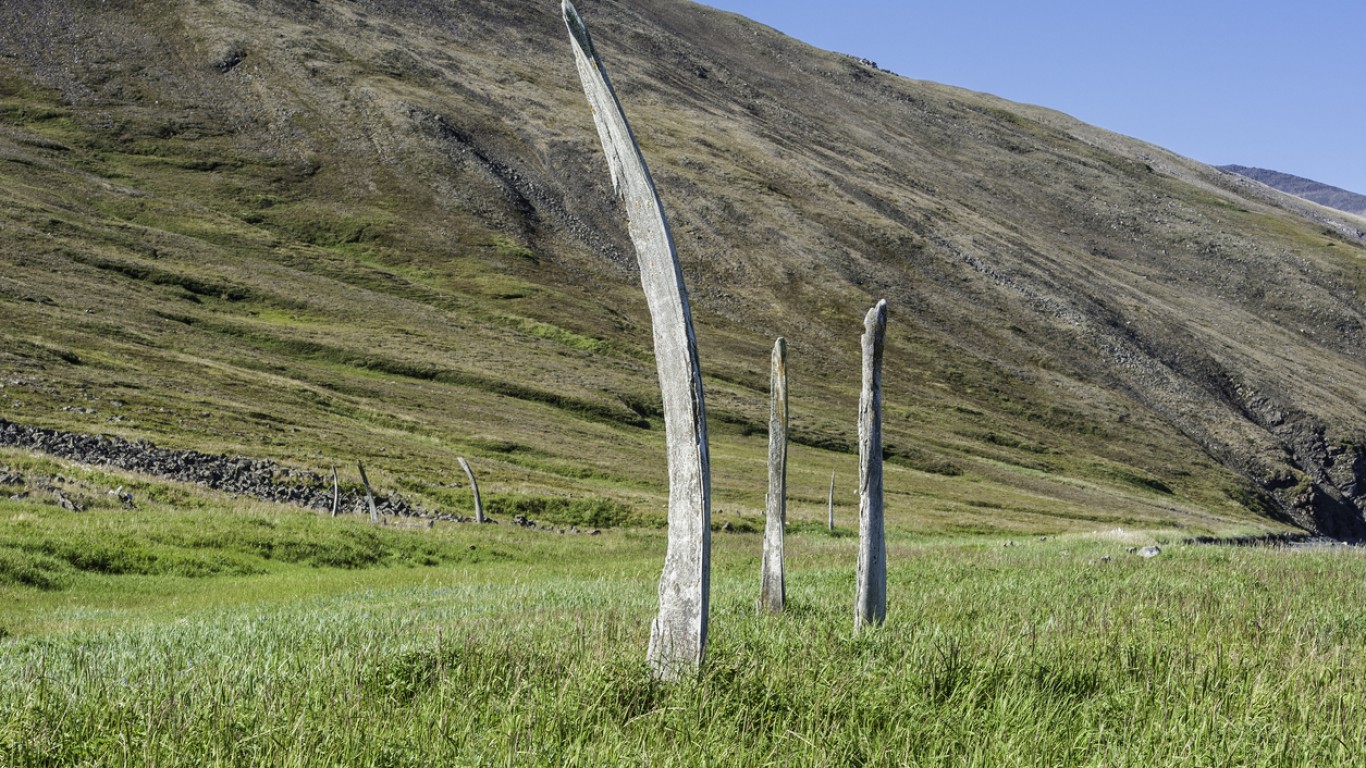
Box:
6;0;1357;536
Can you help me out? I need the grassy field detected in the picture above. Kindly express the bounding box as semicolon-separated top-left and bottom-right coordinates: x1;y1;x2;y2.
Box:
3;462;1363;766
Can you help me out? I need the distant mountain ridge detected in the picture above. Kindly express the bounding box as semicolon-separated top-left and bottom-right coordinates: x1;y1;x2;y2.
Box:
1220;165;1366;217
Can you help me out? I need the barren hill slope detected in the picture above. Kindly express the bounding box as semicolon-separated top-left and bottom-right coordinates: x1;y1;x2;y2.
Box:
2;0;1364;537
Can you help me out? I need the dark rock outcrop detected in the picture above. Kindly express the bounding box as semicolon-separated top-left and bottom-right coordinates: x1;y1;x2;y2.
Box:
0;418;611;534
0;417;426;517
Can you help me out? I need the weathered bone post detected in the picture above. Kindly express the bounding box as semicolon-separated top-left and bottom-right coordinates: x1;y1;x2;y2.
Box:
330;464;340;518
358;460;380;525
759;337;789;614
828;470;836;532
457;457;486;524
855;300;887;630
563;0;712;679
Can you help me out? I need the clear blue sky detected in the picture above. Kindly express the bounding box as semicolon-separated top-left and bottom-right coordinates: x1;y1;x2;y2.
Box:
697;0;1366;196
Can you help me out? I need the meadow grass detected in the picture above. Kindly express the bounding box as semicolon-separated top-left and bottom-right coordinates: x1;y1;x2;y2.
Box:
2;495;1364;767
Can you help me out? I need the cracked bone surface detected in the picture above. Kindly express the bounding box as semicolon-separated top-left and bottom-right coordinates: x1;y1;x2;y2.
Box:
856;300;887;631
563;0;712;679
759;337;788;615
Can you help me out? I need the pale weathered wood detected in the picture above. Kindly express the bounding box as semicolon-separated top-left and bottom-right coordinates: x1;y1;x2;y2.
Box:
855;300;888;630
563;0;711;679
828;470;836;532
358;460;380;525
457;457;486;524
759;337;788;614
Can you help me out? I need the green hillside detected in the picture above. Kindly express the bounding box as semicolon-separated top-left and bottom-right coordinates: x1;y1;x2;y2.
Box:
2;0;1364;537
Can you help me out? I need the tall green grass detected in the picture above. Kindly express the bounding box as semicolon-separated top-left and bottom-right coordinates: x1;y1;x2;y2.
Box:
2;515;1364;766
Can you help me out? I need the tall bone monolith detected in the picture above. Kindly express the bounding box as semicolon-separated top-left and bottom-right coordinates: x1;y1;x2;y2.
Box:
828;471;836;532
855;300;887;630
358;460;380;525
457;457;485;524
331;464;340;518
759;337;788;614
563;0;711;679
